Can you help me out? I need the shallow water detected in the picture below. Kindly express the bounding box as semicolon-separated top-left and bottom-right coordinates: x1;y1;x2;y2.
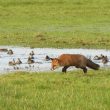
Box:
0;46;110;74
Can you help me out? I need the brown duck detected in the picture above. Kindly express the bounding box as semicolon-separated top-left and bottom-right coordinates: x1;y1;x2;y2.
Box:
7;49;13;55
27;57;35;64
8;59;16;66
16;58;22;65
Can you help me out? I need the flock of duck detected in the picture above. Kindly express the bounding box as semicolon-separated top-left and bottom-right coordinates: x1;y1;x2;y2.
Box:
0;48;109;72
93;54;109;64
0;48;37;70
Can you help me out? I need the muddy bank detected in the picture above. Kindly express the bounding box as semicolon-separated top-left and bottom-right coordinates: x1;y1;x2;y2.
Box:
0;46;110;74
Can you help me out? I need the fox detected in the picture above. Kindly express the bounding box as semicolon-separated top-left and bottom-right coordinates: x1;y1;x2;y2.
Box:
50;54;100;74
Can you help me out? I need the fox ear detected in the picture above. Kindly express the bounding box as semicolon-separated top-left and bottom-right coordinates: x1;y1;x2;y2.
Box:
50;58;59;61
50;58;58;60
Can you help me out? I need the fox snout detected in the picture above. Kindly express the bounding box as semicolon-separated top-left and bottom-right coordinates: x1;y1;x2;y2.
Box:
51;65;59;70
50;58;60;70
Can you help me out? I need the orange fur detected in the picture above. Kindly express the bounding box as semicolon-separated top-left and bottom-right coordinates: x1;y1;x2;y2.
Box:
51;54;100;74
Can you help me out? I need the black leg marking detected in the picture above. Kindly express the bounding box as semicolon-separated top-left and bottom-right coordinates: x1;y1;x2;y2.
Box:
81;67;87;74
62;66;69;73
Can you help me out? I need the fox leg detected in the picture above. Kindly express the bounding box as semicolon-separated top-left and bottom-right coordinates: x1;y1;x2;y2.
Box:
62;66;69;73
81;67;87;73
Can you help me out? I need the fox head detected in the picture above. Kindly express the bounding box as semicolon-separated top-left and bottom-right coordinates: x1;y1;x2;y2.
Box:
50;58;60;70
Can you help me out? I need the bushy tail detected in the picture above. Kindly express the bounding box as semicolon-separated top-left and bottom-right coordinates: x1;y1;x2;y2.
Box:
87;59;100;70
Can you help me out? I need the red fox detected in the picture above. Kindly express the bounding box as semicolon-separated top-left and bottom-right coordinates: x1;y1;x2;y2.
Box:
51;54;100;74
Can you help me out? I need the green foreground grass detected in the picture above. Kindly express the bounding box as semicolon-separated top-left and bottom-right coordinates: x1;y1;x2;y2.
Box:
0;69;110;110
0;0;110;48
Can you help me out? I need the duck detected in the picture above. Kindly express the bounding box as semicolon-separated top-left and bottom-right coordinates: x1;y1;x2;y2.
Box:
0;48;8;52
8;59;16;66
29;51;35;56
7;49;13;55
101;56;109;64
16;58;22;65
27;57;35;64
93;54;104;60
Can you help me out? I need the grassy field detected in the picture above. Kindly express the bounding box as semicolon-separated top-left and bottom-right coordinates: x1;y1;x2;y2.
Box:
0;0;110;110
0;0;110;48
0;69;110;110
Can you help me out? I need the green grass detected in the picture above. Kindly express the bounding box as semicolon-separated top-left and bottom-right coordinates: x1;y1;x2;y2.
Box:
0;0;110;48
0;69;110;110
0;1;110;109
